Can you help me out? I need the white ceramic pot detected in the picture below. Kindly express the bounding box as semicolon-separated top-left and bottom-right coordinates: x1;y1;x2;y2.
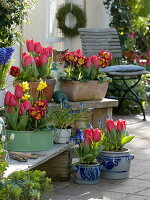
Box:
0;89;6;108
54;128;71;144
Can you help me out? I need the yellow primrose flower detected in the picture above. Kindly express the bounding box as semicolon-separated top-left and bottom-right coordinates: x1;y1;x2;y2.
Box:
21;94;30;100
37;81;47;91
19;81;30;91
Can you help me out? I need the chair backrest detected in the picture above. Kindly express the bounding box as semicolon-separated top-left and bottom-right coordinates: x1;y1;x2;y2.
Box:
78;28;122;58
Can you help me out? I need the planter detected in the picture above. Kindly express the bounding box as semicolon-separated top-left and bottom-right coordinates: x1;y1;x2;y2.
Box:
54;128;71;144
97;149;134;179
6;130;53;152
0;89;6;108
72;163;103;184
29;79;56;102
60;80;109;101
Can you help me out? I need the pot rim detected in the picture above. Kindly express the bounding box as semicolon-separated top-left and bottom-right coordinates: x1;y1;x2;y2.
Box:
60;79;108;83
74;162;101;167
102;149;130;154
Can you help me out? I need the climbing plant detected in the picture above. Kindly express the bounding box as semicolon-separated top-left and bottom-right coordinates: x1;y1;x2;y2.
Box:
0;0;36;47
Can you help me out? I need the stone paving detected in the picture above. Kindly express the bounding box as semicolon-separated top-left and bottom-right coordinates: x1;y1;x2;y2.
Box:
45;105;150;200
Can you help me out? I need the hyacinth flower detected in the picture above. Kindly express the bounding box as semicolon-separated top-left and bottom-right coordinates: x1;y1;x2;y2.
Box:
0;47;14;89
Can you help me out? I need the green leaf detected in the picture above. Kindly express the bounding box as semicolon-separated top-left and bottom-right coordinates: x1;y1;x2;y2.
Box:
121;136;135;147
90;67;97;80
17;115;29;131
83;142;90;155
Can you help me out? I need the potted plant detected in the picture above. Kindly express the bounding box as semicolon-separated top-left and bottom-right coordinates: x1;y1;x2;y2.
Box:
0;47;14;107
72;127;104;184
0;170;53;200
60;49;112;101
47;104;88;144
9;39;56;102
97;118;135;179
4;81;53;152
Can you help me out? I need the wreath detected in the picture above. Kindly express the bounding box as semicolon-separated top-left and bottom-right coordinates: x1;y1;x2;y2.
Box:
56;3;87;38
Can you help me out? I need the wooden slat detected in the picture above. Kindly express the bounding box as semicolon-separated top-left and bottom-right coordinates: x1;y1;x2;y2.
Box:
78;27;122;59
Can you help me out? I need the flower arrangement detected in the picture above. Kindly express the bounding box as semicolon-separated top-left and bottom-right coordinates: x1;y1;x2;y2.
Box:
61;49;112;82
100;118;134;151
4;81;50;131
73;127;104;164
9;39;53;82
0;47;14;89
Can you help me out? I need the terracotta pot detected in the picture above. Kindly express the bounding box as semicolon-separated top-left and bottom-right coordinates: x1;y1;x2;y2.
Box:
60;80;109;101
14;79;56;102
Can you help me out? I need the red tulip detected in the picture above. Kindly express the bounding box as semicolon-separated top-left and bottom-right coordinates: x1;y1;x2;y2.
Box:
106;119;117;132
34;57;40;67
4;91;12;105
19;102;26;115
22;52;28;58
22;54;34;67
14;85;23;99
9;66;20;77
146;58;150;66
42;46;53;57
92;128;102;142
8;106;13;113
117;119;126;132
85;137;92;146
91;55;99;68
23;100;32;110
26;39;35;52
84;128;92;139
34;42;43;54
9;94;18;106
38;55;48;66
85;57;92;68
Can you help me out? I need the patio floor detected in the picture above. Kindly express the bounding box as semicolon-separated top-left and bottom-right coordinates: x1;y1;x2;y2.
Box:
43;104;150;200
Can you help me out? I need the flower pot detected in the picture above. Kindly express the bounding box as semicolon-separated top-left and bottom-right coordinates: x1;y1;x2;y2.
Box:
0;89;6;108
54;128;71;144
29;79;56;102
6;130;53;152
72;163;103;184
60;80;109;101
97;149;134;179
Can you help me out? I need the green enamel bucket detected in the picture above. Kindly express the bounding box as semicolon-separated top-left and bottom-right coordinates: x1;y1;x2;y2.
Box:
6;130;53;152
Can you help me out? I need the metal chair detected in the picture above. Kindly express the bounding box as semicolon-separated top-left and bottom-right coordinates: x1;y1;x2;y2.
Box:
78;28;148;120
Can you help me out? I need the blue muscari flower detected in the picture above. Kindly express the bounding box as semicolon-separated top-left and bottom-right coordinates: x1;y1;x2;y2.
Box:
0;48;6;65
5;47;14;64
80;102;83;109
106;115;111;120
98;119;104;128
73;128;84;144
64;103;71;109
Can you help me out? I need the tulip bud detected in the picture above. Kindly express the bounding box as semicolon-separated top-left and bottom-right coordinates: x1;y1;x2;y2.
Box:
92;128;102;142
85;57;92;68
42;46;53;57
38;55;48;66
14;85;23;99
26;39;35;52
9;94;18;106
106;119;117;132
4;91;11;105
34;42;43;54
19;102;25;115
117;119;126;132
22;54;34;68
91;55;99;68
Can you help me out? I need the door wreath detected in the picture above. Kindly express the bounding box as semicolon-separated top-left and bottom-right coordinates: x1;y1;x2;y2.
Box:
56;3;86;38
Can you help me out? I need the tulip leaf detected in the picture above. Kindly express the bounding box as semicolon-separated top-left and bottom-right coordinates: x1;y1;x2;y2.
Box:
83;142;90;154
17;115;29;131
121;136;135;147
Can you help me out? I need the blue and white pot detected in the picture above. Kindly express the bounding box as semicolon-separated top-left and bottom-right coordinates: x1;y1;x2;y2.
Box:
72;163;103;184
97;149;134;179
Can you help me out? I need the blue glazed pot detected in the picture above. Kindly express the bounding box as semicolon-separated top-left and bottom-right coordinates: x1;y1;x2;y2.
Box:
72;163;103;184
97;149;134;179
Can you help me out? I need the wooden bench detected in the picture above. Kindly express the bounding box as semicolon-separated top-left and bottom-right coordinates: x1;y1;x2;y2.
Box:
49;98;118;128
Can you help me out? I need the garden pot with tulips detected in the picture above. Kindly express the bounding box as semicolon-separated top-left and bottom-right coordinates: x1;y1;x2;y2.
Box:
4;81;53;152
10;39;56;102
97;118;134;179
60;49;112;101
72;127;104;184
